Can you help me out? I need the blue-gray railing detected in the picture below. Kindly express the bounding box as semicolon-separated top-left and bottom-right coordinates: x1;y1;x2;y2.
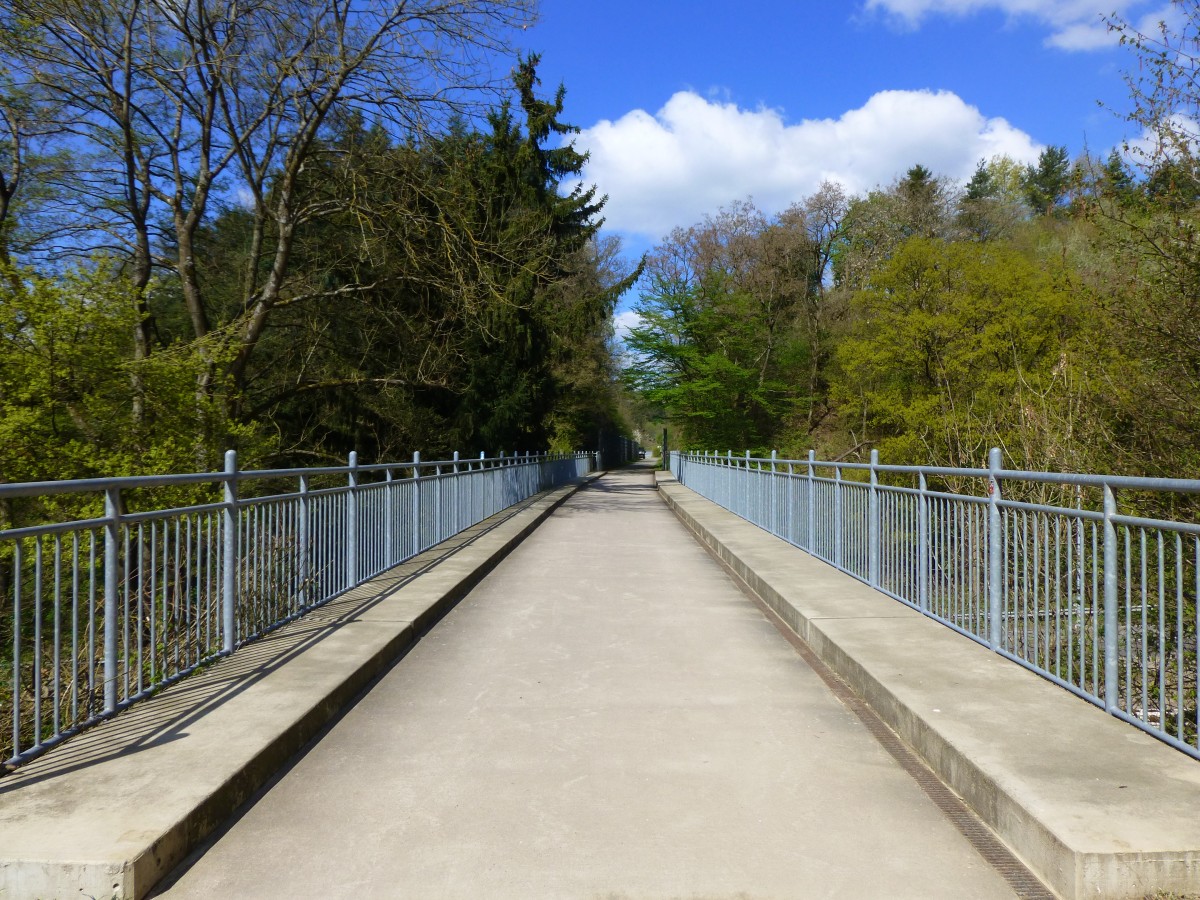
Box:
2;450;594;768
671;448;1200;760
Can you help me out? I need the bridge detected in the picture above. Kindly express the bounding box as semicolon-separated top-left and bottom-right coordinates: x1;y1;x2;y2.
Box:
2;451;1200;898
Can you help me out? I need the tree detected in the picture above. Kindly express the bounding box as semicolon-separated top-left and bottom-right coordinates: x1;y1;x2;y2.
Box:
0;260;254;496
211;56;630;461
448;55;615;451
792;181;849;430
1085;2;1200;474
957;155;1029;241
1023;146;1071;216
0;0;533;436
834;164;959;289
835;237;1080;468
1101;149;1136;202
624;201;813;450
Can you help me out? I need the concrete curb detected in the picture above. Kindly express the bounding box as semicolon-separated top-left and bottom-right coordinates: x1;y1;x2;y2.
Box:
656;472;1200;900
0;473;600;900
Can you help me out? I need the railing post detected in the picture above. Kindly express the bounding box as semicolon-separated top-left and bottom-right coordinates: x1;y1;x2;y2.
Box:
435;461;445;542
786;461;795;545
869;449;880;588
411;451;421;557
807;449;816;554
222;450;238;654
1103;483;1118;711
298;473;310;608
346;451;358;589
452;451;460;535
478;451;486;519
103;486;121;713
834;463;844;570
745;450;751;520
384;467;394;567
771;450;779;537
918;471;929;612
726;450;733;511
988;447;1004;649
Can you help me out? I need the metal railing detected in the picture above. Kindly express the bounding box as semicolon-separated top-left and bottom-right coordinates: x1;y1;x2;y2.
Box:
2;449;594;768
671;448;1200;760
597;432;641;469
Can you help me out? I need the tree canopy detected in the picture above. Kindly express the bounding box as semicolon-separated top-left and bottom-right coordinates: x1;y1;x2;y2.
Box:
0;5;642;489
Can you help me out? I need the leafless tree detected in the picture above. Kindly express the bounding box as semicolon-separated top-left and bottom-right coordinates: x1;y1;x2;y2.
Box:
0;0;534;420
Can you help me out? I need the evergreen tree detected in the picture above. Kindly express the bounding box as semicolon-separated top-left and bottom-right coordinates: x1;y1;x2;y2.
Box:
1024;146;1071;215
453;54;612;451
964;160;997;201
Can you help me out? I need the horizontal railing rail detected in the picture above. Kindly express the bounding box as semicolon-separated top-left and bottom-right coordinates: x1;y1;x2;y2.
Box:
2;450;595;769
670;448;1200;761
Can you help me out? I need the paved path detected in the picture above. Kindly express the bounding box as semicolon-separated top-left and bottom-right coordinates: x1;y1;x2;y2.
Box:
156;466;1015;899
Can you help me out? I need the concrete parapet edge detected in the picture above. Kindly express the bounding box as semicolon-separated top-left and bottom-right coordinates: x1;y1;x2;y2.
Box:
656;472;1200;900
0;473;598;900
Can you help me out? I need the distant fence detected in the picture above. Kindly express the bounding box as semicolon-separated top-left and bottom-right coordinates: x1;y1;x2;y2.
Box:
2;450;594;769
671;448;1200;761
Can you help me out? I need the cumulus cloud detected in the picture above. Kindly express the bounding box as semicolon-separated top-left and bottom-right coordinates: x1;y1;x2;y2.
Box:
1123;113;1200;164
569;89;1042;242
612;309;641;342
862;0;1177;52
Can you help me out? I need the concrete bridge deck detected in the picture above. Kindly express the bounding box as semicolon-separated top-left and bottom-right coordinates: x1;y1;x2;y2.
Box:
152;465;1017;899
4;464;1200;898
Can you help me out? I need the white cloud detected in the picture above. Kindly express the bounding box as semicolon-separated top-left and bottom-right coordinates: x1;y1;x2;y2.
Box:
613;309;641;342
862;1;1176;52
1123;113;1200;163
570;89;1042;243
1044;21;1115;51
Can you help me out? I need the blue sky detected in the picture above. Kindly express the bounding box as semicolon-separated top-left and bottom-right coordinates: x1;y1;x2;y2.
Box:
515;0;1175;270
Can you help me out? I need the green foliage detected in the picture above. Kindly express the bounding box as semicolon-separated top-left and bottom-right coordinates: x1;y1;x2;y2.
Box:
963;160;996;201
1023;145;1072;216
624;203;813;452
623;277;776;450
957;156;1029;242
0;261;262;523
201;56;635;462
834;165;958;288
836;237;1080;467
